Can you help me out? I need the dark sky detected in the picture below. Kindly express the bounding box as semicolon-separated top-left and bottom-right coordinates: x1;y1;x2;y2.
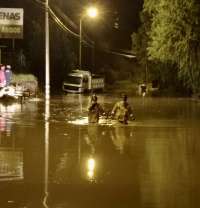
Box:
0;0;143;50
58;0;143;50
85;0;144;50
112;0;143;49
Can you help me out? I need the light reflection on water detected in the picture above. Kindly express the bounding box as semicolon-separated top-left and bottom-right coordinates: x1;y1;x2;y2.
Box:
0;96;200;208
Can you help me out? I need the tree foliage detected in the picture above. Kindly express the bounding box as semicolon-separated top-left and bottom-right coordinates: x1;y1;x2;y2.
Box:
148;0;200;92
133;0;200;94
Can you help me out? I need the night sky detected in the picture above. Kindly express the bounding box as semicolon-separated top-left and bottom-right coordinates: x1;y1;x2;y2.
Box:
59;0;143;50
0;0;143;50
112;0;143;49
84;0;143;50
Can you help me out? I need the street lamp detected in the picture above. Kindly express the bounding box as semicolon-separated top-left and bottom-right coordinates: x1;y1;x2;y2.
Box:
79;7;98;70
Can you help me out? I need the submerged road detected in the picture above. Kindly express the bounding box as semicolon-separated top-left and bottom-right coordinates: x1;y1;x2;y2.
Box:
0;94;200;208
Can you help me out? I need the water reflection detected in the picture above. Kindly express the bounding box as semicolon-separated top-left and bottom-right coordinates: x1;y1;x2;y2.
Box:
0;147;23;181
43;98;50;208
0;103;24;182
0;96;200;208
0;99;50;207
110;126;134;154
83;125;99;182
87;157;96;180
0;102;22;136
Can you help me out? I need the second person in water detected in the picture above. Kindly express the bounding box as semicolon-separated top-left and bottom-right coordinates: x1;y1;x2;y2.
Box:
111;94;135;124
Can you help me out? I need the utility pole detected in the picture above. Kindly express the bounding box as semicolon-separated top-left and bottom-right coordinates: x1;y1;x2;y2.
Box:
79;18;82;70
44;2;50;207
45;0;50;100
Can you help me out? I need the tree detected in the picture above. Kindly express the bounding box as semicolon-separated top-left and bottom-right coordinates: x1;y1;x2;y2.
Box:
131;12;151;83
145;0;200;93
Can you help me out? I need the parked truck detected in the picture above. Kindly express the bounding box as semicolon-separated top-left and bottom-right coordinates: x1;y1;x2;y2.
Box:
63;70;104;93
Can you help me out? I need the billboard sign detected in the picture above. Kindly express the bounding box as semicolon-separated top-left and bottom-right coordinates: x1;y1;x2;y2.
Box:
0;8;24;39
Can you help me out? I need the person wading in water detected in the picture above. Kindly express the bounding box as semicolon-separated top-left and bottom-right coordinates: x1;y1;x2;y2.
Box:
88;94;104;123
111;94;135;124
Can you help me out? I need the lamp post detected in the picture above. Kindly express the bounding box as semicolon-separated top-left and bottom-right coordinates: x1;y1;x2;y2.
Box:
79;7;98;70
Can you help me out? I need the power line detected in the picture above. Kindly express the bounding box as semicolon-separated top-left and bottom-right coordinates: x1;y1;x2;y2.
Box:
49;7;94;47
30;0;135;57
31;0;45;6
31;0;79;37
31;0;94;47
49;7;79;38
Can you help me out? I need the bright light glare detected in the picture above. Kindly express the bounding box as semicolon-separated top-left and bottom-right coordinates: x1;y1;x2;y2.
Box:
87;7;98;18
87;158;95;180
87;158;95;170
87;170;94;178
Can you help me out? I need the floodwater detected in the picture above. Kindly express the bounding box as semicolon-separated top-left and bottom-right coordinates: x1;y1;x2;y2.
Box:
0;94;200;208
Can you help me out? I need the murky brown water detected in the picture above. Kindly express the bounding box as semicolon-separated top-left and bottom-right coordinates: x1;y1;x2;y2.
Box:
0;94;200;208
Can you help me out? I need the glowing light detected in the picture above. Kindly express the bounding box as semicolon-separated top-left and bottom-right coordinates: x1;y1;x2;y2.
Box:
88;158;95;170
87;7;98;18
87;158;95;180
87;170;94;178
